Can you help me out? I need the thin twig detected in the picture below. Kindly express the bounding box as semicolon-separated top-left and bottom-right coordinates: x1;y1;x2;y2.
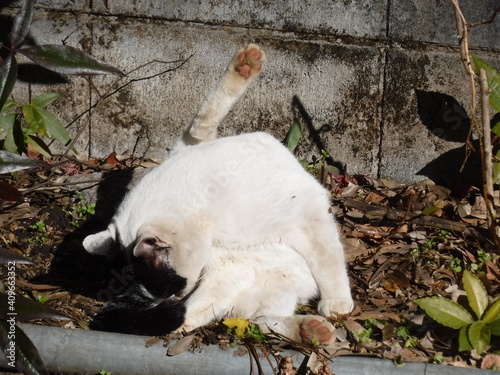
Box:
468;6;500;28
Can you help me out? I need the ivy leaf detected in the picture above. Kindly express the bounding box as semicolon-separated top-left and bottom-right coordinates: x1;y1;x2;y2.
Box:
283;118;302;152
0;320;49;375
9;0;35;48
471;54;500;113
0;150;48;174
483;298;500;324
468;321;490;355
415;297;474;329
30;93;63;108
19;45;125;77
0;54;18;110
462;270;489;320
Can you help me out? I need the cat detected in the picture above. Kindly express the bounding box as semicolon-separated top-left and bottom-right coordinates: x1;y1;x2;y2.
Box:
83;44;354;345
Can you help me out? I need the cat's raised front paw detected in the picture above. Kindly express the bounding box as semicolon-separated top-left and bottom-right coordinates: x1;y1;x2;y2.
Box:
299;316;336;346
233;44;265;79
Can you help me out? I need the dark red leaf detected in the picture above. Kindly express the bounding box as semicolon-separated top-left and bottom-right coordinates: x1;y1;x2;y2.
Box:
0;54;18;110
9;0;35;48
0;181;22;202
0;295;71;322
19;45;125;76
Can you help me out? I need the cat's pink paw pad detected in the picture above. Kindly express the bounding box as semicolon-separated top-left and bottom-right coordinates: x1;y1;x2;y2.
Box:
299;317;336;346
234;45;265;79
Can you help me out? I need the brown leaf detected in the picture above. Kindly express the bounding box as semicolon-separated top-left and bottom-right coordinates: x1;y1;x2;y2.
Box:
482;354;500;370
167;334;196;356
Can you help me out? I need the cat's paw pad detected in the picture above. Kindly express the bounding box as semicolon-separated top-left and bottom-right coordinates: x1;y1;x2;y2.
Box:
318;297;354;317
299;316;336;346
233;44;265;79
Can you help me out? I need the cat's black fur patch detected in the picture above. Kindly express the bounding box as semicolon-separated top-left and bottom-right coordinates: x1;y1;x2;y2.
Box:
130;255;187;299
91;289;186;335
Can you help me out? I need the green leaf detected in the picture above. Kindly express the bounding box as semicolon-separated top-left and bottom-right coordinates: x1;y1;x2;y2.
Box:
0;150;48;174
25;136;52;159
4;117;26;155
471;54;500;113
0;54;18;110
0;113;16;131
458;325;473;351
0;247;34;265
490;318;500;336
9;0;35;48
415;297;474;329
483;298;500;324
283;119;302;152
492;121;500;136
0;295;71;322
462;270;488;319
31;106;70;147
468;321;490;355
30;93;63;108
22;105;48;137
494;149;500;184
19;45;125;77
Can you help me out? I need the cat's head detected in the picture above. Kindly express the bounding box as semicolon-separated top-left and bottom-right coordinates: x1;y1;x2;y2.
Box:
82;218;211;298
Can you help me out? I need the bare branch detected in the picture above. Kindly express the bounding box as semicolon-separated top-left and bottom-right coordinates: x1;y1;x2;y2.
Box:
468;6;500;28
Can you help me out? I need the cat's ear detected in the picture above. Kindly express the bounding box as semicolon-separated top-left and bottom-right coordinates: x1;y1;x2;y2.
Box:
82;226;117;258
133;234;170;259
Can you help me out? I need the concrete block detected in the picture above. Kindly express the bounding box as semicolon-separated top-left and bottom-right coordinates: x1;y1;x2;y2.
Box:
92;0;388;39
380;48;500;184
88;18;383;176
390;0;500;49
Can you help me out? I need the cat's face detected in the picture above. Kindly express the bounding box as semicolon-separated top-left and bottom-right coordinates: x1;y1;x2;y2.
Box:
83;219;212;298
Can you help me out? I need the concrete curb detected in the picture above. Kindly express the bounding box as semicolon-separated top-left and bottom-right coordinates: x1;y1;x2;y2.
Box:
0;323;497;374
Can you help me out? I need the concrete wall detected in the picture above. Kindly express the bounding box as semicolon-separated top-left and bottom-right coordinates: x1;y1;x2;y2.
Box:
2;0;500;184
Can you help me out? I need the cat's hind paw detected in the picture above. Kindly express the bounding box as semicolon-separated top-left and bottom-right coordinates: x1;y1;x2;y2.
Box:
299;316;336;346
233;44;265;80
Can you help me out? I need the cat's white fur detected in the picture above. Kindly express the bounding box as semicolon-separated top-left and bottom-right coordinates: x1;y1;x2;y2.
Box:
83;45;353;344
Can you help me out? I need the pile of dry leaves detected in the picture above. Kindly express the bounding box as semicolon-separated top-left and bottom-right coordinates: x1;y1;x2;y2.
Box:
1;152;499;372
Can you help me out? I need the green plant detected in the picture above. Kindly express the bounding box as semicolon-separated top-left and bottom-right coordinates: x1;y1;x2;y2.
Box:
63;196;96;227
1;94;71;158
99;370;112;375
470;249;492;272
415;271;500;355
396;325;418;348
0;0;123;158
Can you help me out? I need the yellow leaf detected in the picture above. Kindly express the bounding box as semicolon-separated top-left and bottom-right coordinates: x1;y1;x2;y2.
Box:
223;318;250;337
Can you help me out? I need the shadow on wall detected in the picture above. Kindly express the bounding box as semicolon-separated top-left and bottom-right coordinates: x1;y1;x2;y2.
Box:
292;95;345;173
415;90;495;190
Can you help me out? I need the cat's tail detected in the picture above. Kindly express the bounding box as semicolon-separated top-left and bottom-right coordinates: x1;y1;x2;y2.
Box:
180;44;265;146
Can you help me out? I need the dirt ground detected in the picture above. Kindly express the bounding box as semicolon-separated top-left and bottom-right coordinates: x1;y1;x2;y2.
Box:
1;154;500;373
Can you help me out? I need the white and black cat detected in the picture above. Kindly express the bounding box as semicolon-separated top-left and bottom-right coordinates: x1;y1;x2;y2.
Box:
83;45;354;345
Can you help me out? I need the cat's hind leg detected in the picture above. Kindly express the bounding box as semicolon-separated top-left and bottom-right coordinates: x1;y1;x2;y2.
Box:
253;315;337;346
181;44;265;146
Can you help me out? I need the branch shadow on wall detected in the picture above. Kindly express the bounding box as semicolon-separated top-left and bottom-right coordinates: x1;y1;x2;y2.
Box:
415;90;493;191
292;95;345;173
